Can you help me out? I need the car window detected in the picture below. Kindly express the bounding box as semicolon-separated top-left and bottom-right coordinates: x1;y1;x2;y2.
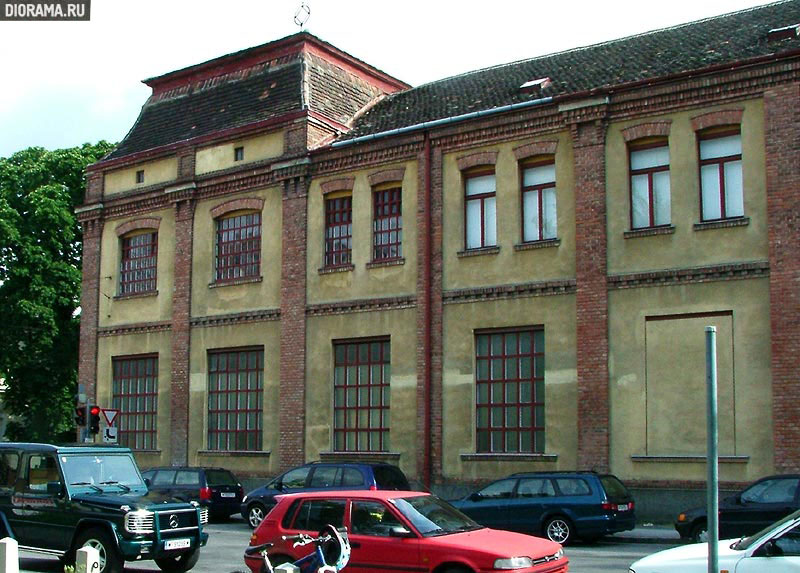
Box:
0;452;19;490
341;468;364;487
773;523;800;556
600;475;630;498
478;478;516;499
309;467;339;487
351;500;403;536
175;470;201;486
26;455;60;493
152;470;177;486
373;466;410;490
555;478;592;496
291;500;346;531
205;469;237;486
282;467;311;489
743;478;799;504
517;477;555;498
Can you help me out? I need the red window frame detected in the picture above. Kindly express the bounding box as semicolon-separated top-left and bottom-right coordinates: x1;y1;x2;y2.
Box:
698;128;743;221
475;327;545;453
520;158;556;242
629;140;670;229
207;348;263;451
214;212;261;283
112;355;158;450
333;338;390;452
119;231;157;295
372;187;402;261
324;196;352;267
464;168;496;249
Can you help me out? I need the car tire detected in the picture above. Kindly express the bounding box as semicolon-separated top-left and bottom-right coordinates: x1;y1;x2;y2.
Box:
155;546;200;572
544;516;574;545
75;527;124;573
690;521;708;544
247;503;268;528
441;567;472;573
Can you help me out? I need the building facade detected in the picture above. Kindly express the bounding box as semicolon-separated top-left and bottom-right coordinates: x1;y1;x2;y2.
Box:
78;2;800;510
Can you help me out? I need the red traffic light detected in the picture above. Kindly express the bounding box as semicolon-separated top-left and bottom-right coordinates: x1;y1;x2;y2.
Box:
90;406;101;416
75;407;86;426
89;405;101;434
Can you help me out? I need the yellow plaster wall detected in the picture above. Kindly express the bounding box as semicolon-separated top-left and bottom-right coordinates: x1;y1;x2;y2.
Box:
191;187;282;317
441;295;577;481
305;309;418;479
187;322;282;474
606;101;768;273
608;278;773;483
99;208;175;327
104;157;178;197
442;133;576;291
307;162;418;304
195;131;284;175
96;331;172;468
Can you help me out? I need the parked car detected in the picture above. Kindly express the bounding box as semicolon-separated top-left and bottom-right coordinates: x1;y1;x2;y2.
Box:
244;490;568;573
142;466;244;520
0;443;208;573
631;508;800;572
241;461;410;528
675;474;800;543
451;471;635;544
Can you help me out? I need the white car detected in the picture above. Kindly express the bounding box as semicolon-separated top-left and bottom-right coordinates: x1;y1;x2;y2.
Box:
629;509;800;573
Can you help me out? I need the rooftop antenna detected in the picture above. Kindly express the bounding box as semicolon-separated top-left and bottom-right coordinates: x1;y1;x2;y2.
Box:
294;1;310;29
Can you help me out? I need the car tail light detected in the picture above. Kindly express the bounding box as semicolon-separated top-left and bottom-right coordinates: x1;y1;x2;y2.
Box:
602;502;614;511
369;485;377;490
200;487;212;500
239;485;245;498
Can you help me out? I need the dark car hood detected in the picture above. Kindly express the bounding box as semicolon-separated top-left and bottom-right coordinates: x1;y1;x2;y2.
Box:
71;489;194;510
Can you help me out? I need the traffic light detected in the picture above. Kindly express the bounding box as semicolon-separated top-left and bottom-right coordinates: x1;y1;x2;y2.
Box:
75;406;86;426
89;405;101;435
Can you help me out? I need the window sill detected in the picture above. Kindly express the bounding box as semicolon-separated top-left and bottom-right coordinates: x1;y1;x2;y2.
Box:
461;453;558;462
631;454;749;463
318;264;355;275
209;276;263;288
514;239;560;251
694;217;750;232
366;258;405;269
197;449;271;457
624;225;675;239
319;451;401;462
114;290;158;301
131;449;162;454
457;246;500;258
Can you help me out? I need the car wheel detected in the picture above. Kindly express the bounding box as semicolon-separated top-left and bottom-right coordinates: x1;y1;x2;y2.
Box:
248;503;268;528
155;546;200;572
690;521;708;544
544;516;574;545
75;527;124;573
441;567;472;573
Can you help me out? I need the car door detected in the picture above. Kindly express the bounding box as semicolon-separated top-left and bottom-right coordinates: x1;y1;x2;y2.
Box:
346;499;420;573
735;519;800;572
722;477;800;538
456;478;516;530
16;453;72;550
0;450;21;539
149;469;178;498
505;477;556;533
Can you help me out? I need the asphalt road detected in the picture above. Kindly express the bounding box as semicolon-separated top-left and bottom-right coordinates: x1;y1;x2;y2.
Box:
18;517;672;573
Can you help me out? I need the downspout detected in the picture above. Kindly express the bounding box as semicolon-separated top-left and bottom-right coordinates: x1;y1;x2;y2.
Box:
422;133;432;491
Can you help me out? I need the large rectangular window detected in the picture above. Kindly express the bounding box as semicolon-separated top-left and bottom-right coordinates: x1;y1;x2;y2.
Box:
465;171;497;249
475;328;544;453
699;131;743;221
521;161;557;242
630;142;671;229
208;348;263;451
214;212;261;283
324;196;352;267
333;339;390;452
120;232;157;295
112;355;158;450
372;187;402;261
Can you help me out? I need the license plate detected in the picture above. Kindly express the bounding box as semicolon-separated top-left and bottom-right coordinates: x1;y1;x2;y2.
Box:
165;538;191;550
618;504;629;511
221;492;236;498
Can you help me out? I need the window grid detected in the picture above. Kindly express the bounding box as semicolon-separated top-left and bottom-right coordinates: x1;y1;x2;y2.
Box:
699;130;743;221
112;355;158;450
475;328;545;453
325;196;352;267
372;188;402;261
333;339;390;452
464;170;496;249
521;160;557;242
120;232;157;295
629;141;670;229
207;348;263;451
214;212;261;283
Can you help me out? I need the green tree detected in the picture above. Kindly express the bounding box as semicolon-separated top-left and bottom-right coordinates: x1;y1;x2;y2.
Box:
0;142;114;441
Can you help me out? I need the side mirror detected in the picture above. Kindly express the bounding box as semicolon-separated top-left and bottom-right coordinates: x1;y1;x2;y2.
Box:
144;478;151;488
469;492;482;502
388;526;414;538
47;481;64;496
756;540;783;557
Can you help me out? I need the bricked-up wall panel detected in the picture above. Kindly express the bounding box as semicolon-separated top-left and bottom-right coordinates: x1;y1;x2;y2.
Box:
77;214;104;410
280;177;308;470
572;119;610;473
765;84;800;473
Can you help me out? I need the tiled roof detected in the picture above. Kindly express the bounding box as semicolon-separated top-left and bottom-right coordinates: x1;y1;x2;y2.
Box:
342;0;800;140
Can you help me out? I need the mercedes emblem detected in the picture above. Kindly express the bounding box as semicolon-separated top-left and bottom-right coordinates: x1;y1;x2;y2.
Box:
169;514;179;529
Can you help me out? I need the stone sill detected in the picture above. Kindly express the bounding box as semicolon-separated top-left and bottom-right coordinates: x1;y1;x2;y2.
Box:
131;449;161;454
209;276;263;289
114;290;158;301
197;450;271;458
514;239;560;251
624;225;675;239
632;454;749;463
694;217;750;232
461;453;558;462
366;258;405;270
457;246;501;258
318;264;355;275
319;451;401;462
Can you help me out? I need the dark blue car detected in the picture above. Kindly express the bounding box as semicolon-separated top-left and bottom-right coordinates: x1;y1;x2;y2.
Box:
451;471;635;544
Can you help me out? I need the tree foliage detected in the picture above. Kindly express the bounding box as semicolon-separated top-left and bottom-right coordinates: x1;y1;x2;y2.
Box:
0;142;114;441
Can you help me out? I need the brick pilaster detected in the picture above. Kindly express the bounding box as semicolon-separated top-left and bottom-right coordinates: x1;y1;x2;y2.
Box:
76;205;104;409
279;176;309;470
570;117;610;472
765;84;800;472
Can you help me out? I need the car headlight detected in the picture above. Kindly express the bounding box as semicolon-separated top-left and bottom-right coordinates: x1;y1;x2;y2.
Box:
124;510;154;534
494;557;533;569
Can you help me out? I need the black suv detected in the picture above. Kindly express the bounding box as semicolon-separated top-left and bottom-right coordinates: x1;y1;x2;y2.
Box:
142;466;244;520
241;461;410;527
451;471;635;544
0;443;208;573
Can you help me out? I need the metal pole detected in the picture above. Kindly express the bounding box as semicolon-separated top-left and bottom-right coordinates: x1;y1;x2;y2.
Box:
706;326;719;573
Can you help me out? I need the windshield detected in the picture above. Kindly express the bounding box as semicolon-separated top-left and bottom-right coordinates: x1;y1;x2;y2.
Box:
733;509;800;550
61;453;146;491
391;495;482;537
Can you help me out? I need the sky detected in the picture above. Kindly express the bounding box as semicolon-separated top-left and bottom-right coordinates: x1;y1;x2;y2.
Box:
0;0;776;158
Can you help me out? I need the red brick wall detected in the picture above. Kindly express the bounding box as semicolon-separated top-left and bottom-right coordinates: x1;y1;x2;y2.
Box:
77;213;104;412
765;83;800;472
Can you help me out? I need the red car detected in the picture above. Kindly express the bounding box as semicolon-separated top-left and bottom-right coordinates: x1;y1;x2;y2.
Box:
244;490;568;573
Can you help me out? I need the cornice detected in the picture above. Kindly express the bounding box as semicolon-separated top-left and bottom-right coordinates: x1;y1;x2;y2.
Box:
608;261;769;290
98;321;172;337
190;309;281;328
444;279;577;304
306;295;416;316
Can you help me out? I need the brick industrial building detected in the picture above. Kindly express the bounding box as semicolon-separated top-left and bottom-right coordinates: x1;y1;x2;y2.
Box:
78;1;800;512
